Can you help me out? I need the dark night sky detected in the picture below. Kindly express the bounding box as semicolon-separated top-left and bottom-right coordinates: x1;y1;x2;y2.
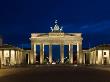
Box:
0;0;110;48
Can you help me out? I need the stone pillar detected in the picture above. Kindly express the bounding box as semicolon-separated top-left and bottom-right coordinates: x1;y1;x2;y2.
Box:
107;50;109;64
21;51;23;64
60;44;64;64
0;58;2;68
109;50;110;64
49;44;52;64
43;44;44;62
14;50;17;64
19;50;21;64
18;51;20;64
98;50;103;65
102;50;103;64
1;50;4;65
92;52;94;64
19;51;21;64
77;42;82;64
69;44;71;63
22;51;25;64
95;50;98;64
9;50;11;65
0;51;1;68
97;50;102;65
33;44;36;64
89;52;91;64
15;50;17;64
94;50;97;64
77;43;79;64
30;43;34;64
83;53;85;64
93;51;96;64
17;51;19;64
90;52;92;64
91;52;94;64
40;44;44;64
30;43;36;64
16;51;18;64
69;44;73;64
28;52;30;64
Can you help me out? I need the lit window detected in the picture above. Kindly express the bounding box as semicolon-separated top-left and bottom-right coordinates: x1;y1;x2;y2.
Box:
104;52;106;55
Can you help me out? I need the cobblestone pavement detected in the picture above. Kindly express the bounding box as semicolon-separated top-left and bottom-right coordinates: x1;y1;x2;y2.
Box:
0;65;110;82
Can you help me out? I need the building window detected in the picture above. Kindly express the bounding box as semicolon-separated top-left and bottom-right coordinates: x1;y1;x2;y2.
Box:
104;52;106;55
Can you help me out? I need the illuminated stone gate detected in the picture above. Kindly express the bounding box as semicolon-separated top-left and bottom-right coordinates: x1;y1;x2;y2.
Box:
30;20;83;64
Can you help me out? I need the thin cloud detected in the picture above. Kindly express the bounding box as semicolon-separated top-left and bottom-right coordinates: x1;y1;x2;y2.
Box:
80;20;110;33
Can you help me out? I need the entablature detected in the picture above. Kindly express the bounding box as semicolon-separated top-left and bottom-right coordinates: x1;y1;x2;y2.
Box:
31;33;82;38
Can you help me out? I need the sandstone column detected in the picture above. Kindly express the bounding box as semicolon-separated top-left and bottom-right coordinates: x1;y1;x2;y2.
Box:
19;51;21;64
30;43;36;64
93;51;96;64
107;50;109;64
1;50;4;65
60;44;64;64
18;51;20;64
28;52;30;64
43;44;44;63
77;42;82;64
14;50;17;64
102;50;103;64
9;50;11;65
69;44;73;64
40;44;44;64
33;44;36;64
109;50;110;64
83;52;85;64
49;44;52;64
16;51;18;64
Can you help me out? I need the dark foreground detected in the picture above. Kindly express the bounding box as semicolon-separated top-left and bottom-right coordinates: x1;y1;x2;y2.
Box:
0;65;110;82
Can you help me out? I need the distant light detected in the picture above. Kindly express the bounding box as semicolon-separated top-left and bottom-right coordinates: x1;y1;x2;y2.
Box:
74;64;78;67
52;62;56;64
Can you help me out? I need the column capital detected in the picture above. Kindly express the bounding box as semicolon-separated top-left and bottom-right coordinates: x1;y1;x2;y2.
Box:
77;42;82;45
31;42;36;45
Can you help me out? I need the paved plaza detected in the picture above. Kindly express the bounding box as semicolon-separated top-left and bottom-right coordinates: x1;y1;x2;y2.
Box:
0;65;110;82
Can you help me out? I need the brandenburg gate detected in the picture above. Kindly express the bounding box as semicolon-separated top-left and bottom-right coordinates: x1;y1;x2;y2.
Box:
29;20;83;64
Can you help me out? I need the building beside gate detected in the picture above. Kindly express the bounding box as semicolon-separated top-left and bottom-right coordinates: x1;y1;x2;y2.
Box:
0;44;26;66
89;44;110;65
